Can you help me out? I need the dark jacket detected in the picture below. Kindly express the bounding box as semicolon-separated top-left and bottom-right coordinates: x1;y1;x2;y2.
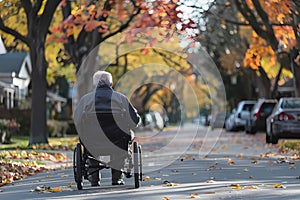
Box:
94;85;141;142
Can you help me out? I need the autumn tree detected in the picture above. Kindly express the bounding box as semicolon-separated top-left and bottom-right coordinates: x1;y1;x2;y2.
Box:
0;0;62;145
51;0;196;98
0;0;197;144
182;0;258;107
233;0;300;97
186;0;300;99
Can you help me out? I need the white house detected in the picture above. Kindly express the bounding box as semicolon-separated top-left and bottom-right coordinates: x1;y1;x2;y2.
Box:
0;36;67;114
0;52;32;108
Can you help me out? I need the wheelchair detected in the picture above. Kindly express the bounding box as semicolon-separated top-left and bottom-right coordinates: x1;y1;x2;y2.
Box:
73;111;143;190
73;139;142;190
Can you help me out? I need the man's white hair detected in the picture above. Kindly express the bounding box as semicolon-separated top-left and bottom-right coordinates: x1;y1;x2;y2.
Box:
93;71;113;87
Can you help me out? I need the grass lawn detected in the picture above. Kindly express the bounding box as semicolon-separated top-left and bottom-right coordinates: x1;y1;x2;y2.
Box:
279;140;300;155
0;135;78;187
0;135;79;151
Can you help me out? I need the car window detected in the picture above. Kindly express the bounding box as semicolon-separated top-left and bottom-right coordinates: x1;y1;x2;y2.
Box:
251;102;260;112
260;103;276;114
281;99;300;109
243;104;254;111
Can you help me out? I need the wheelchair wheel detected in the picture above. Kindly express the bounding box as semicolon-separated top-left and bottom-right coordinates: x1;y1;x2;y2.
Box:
74;143;83;190
133;141;141;188
138;145;142;181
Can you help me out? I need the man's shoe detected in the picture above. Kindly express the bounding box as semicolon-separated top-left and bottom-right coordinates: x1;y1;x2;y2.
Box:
124;171;132;178
112;179;125;185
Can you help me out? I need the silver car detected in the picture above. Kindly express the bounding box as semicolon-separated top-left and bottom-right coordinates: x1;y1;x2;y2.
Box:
225;100;256;131
266;97;300;144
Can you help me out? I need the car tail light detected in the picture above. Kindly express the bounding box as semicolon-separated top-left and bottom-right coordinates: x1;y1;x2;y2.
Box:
277;112;295;121
254;107;261;118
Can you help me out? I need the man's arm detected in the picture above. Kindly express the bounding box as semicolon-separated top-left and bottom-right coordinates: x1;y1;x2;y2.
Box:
123;97;141;129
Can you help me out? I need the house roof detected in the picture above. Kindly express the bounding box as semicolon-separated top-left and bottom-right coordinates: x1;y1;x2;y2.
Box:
0;80;14;89
0;52;28;74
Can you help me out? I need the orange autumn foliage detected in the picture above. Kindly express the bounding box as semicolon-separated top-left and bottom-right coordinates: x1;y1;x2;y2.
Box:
242;0;297;70
244;32;276;70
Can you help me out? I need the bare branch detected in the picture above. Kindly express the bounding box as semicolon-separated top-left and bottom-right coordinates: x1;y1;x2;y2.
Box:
0;18;29;45
101;7;141;43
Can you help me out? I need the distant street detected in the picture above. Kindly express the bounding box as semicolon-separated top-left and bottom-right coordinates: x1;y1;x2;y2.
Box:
1;123;300;200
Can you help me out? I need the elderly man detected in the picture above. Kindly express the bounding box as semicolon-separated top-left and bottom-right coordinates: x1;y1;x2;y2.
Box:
74;71;141;186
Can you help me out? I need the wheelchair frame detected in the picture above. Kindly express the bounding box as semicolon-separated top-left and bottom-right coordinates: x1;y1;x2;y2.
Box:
73;140;142;190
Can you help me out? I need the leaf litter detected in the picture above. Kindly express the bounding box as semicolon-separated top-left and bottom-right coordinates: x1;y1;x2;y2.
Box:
0;150;68;187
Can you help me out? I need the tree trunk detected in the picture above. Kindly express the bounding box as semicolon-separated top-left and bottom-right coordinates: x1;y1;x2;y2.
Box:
29;43;48;145
257;66;271;98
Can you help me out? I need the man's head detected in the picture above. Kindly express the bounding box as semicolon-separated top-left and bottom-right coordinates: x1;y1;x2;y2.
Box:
93;71;113;87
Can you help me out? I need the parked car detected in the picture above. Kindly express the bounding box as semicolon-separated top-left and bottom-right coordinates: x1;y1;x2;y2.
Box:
225;100;256;131
245;99;277;134
266;97;300;144
142;111;164;131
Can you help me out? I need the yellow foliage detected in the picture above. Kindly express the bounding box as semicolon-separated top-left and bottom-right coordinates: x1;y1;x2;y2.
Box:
0;3;28;51
242;0;297;78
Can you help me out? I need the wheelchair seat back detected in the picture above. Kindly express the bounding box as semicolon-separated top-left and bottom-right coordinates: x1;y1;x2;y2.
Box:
79;111;128;158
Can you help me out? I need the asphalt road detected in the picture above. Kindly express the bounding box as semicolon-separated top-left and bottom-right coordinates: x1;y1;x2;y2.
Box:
1;123;300;200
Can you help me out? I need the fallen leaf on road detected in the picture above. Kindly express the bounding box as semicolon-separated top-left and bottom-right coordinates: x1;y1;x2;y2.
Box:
237;153;244;158
251;157;258;161
205;179;215;183
68;182;74;186
243;185;259;189
265;152;276;157
143;176;151;181
230;184;242;189
227;159;235;165
162;197;170;200
251;157;258;164
204;192;215;194
208;165;216;170
190;193;199;198
163;180;178;186
273;184;286;188
32;185;74;193
48;187;61;193
249;176;254;179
